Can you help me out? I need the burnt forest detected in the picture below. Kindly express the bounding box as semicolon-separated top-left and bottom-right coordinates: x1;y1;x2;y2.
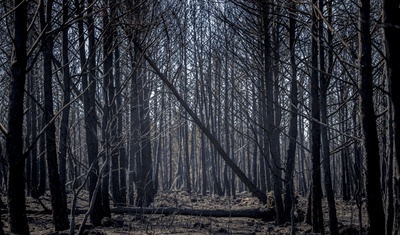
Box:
1;0;400;234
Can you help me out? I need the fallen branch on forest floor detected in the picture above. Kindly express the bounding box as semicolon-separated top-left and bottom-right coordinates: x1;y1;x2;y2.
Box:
21;207;276;221
110;207;274;220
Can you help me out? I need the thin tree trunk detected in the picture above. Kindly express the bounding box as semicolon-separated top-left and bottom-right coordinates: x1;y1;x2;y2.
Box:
76;0;103;225
319;0;339;233
40;0;69;230
352;99;364;234
129;49;139;205
386;94;395;235
38;113;47;197
310;0;324;232
101;1;114;216
195;21;208;197
262;6;284;224
58;0;71;192
383;1;400;233
298;96;308;196
25;77;32;197
115;43;127;204
182;17;191;193
30;76;39;197
284;0;298;223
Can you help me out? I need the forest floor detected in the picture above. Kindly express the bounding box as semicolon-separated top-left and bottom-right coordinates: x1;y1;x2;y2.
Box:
1;190;368;234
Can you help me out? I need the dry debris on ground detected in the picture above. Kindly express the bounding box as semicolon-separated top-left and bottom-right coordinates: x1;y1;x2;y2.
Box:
0;190;368;234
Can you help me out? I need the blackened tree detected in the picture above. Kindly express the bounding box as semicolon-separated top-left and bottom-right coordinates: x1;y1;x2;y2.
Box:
6;0;30;233
358;0;386;233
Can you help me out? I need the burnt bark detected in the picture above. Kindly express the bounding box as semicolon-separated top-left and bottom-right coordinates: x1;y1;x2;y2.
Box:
283;0;298;223
310;0;324;232
76;0;103;225
135;67;155;207
40;0;69;230
101;0;114;217
115;43;127;204
38;114;47;197
129;47;139;205
383;1;400;234
27;72;39;198
261;4;284;223
6;0;29;233
58;0;71;192
359;0;386;233
319;0;339;233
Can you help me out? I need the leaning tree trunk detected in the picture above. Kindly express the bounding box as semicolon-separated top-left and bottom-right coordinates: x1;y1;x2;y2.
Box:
134;41;268;204
383;0;400;234
6;0;29;233
359;0;386;233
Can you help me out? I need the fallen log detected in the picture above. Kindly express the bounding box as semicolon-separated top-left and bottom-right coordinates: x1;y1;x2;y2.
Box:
18;206;275;221
110;207;275;221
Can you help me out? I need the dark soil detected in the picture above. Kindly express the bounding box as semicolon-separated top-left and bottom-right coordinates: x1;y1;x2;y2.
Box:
0;190;368;234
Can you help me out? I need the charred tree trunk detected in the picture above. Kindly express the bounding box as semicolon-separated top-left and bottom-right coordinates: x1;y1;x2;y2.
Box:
28;76;39;197
310;0;324;232
103;2;121;206
115;43;127;204
76;0;103;225
129;47;139;205
40;0;69;230
183;32;191;194
319;0;339;233
58;0;71;192
261;4;284;223
135;68;155;207
6;0;29;233
25;76;32;197
383;1;400;233
283;0;298;223
101;0;120;217
358;0;386;233
38;114;47;197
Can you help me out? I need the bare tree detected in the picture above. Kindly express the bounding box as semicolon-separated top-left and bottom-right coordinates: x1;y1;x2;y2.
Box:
319;0;338;233
76;0;103;225
39;0;69;230
58;0;72;194
358;0;386;233
6;0;30;233
283;0;298;224
310;0;324;232
383;0;400;234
